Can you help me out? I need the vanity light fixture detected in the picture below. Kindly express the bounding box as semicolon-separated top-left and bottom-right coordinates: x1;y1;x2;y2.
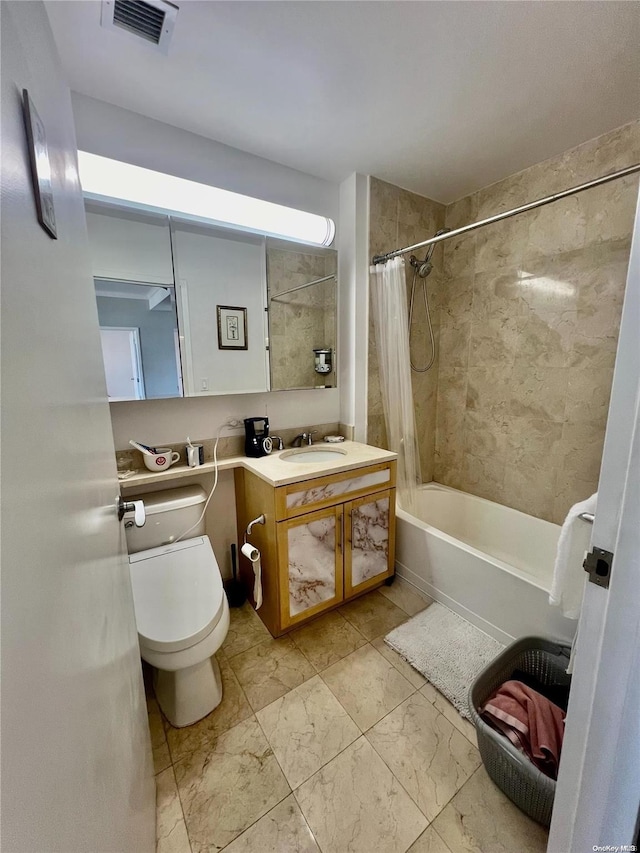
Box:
77;152;335;247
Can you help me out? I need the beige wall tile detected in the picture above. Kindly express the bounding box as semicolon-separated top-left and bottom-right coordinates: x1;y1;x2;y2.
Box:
367;177;445;465
460;453;506;504
369;122;637;520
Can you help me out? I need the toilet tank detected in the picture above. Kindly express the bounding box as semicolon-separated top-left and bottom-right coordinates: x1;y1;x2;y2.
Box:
125;485;207;554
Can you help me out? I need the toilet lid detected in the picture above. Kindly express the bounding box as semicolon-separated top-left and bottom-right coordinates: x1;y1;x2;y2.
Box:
129;536;225;653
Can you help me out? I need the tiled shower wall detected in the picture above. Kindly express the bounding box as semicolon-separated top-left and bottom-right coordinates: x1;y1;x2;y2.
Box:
368;180;445;481
368;121;639;523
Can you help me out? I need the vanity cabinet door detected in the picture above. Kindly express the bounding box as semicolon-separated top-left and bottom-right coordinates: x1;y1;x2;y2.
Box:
277;505;344;629
344;489;395;598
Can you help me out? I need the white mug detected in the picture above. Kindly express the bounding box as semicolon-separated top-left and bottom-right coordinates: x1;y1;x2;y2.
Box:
143;448;180;472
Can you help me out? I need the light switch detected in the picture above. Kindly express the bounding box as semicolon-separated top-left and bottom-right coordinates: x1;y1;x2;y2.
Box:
200;378;209;391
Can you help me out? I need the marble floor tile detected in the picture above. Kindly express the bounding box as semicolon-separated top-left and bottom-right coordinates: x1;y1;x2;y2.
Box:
166;656;253;763
408;826;455;853
223;795;320;853
174;717;290;853
289;609;367;671
367;692;481;822
148;697;172;775
295;736;427;853
222;601;271;659
378;578;433;616
321;644;415;731
431;689;478;747
156;767;191;853
257;675;360;789
229;636;315;712
372;636;427;689
432;766;549;853
339;590;407;640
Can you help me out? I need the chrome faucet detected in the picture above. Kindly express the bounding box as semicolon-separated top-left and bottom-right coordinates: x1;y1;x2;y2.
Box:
270;435;285;451
291;430;317;447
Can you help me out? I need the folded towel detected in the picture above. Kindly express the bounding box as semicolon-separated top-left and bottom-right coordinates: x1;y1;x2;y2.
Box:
549;493;597;619
481;680;566;779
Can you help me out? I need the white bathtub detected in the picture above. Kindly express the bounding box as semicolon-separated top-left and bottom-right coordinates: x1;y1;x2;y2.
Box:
396;483;576;644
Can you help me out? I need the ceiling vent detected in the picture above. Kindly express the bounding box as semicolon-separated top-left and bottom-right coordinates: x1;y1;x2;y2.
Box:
101;0;179;53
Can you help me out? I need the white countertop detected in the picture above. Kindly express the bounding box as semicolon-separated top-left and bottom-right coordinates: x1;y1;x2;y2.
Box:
120;441;396;490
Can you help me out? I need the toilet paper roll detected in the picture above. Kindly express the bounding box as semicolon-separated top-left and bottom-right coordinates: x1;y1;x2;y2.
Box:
241;542;263;610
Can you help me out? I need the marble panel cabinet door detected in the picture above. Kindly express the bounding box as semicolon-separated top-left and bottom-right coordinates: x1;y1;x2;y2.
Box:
344;489;395;598
277;505;344;629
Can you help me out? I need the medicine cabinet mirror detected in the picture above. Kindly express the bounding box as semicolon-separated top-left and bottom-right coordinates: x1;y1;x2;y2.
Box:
267;237;337;392
85;201;337;401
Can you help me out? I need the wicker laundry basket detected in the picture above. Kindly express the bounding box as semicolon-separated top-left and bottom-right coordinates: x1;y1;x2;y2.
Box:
468;636;572;827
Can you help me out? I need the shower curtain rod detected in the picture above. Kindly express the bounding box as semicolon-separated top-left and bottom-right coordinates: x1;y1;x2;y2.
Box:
269;273;336;301
371;162;640;265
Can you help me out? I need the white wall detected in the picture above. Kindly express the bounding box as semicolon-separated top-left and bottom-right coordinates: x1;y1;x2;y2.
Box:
72;92;340;223
338;173;370;442
110;388;340;449
1;3;154;850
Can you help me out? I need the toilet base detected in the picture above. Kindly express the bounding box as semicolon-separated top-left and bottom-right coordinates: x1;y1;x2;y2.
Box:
154;655;223;728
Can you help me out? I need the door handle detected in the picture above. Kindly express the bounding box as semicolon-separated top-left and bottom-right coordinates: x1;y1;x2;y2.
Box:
336;513;342;553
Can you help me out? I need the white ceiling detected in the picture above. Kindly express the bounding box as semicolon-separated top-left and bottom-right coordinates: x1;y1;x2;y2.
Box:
46;1;640;203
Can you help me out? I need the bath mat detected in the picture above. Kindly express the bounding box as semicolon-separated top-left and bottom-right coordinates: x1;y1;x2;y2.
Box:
385;603;505;719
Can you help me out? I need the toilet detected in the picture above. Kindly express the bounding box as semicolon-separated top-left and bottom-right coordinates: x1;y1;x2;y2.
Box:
125;485;230;728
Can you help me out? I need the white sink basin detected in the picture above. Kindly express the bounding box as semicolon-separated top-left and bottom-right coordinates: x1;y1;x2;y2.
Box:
280;447;348;464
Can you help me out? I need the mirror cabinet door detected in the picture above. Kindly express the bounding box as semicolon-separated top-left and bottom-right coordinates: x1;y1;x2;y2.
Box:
266;238;337;391
85;203;337;400
172;223;269;397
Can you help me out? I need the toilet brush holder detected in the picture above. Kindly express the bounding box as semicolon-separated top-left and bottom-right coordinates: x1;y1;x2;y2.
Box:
224;543;245;607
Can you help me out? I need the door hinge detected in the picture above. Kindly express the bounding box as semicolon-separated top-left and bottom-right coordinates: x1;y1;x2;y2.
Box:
583;546;613;589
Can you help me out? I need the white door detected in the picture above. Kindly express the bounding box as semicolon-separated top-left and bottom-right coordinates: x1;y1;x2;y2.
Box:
100;326;146;400
1;4;154;852
549;190;640;850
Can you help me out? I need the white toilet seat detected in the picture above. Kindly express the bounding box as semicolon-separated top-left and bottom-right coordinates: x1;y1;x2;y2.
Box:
129;536;225;654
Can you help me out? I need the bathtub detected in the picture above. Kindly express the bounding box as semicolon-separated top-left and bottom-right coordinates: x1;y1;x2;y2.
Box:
396;483;576;644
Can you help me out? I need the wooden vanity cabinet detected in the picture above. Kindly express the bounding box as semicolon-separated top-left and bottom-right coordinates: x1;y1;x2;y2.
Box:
234;461;396;636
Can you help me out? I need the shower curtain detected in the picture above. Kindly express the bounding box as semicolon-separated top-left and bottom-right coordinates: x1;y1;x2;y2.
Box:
370;257;422;515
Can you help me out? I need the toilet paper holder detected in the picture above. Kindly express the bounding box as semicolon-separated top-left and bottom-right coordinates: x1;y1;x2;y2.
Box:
117;496;146;528
244;514;265;544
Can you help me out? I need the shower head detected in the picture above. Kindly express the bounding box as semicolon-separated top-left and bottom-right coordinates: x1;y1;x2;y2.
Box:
409;228;450;278
409;256;433;278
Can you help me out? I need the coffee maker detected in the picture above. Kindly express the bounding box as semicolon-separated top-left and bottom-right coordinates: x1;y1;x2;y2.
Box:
244;417;272;458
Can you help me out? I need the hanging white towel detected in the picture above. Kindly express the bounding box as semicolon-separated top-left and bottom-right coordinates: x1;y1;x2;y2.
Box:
549;493;597;620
